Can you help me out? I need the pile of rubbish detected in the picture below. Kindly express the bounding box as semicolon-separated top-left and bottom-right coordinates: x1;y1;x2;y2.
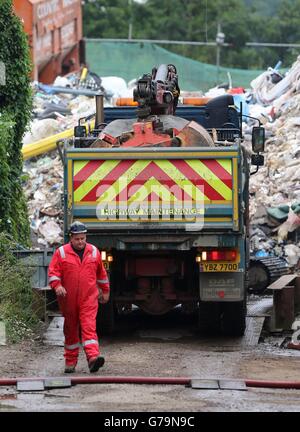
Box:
21;63;300;269
199;57;300;269
23;153;64;247
23;68;133;145
244;57;300;269
22;68;135;247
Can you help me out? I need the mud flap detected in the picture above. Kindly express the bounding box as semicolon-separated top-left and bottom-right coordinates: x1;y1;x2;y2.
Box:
200;272;245;301
198;302;221;335
220;299;247;336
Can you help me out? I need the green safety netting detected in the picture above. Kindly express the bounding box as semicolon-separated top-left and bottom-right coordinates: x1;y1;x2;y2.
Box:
85;40;264;92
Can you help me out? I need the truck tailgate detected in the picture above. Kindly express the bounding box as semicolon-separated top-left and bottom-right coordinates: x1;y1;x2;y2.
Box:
66;147;240;231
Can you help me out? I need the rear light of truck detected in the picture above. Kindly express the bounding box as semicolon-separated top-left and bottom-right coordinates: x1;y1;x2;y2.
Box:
196;250;237;262
101;251;113;263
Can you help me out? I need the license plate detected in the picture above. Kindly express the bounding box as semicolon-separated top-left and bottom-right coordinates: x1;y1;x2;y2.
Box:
201;262;239;272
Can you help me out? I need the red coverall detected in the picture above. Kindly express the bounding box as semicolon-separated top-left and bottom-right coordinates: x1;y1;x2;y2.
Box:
48;242;110;366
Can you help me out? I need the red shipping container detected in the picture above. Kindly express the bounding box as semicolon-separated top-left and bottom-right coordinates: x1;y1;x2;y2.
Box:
13;0;83;83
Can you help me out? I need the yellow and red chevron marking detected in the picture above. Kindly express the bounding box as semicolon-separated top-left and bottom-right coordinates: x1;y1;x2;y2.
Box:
73;159;233;204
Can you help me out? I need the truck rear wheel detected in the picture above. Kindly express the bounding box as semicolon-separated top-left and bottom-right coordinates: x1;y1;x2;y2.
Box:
96;293;115;336
220;300;246;337
198;302;221;335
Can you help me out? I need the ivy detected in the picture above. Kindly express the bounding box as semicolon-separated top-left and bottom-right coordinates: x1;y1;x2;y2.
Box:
0;232;40;343
0;0;32;245
0;113;13;231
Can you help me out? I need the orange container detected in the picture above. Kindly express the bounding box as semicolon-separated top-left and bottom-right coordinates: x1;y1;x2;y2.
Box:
181;97;211;106
13;0;83;83
115;98;138;107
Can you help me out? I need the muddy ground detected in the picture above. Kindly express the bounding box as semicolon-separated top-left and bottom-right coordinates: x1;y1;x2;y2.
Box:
1;304;300;413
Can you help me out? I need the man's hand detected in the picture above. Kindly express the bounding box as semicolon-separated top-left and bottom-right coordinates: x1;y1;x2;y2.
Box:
98;289;110;304
55;285;67;297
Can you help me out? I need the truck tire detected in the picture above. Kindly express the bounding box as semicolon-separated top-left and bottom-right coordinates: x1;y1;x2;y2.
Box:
198;302;221;335
96;293;115;336
220;300;246;337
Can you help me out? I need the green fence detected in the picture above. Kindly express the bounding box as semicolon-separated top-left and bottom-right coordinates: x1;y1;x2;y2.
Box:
85;40;264;92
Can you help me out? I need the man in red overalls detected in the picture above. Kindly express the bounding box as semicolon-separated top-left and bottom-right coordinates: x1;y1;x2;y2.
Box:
48;221;110;373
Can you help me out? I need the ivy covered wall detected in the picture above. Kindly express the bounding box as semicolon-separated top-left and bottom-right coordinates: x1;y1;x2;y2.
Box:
0;0;33;245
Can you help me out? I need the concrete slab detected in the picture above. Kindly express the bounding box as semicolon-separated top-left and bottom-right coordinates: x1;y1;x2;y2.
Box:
199;316;265;349
218;380;247;391
44;378;72;389
43;317;64;346
47;317;64;330
190;379;219;390
242;316;265;346
0;321;6;346
247;297;273;317
17;380;45;392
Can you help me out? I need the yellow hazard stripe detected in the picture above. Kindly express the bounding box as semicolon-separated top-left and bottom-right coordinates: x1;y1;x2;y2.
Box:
96;160;151;203
233;158;239;229
186;160;232;200
73;159;233;204
216;159;232;174
127;178;178;204
73;160;90;177
154;160;208;201
74;160;120;202
68;159;73;210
